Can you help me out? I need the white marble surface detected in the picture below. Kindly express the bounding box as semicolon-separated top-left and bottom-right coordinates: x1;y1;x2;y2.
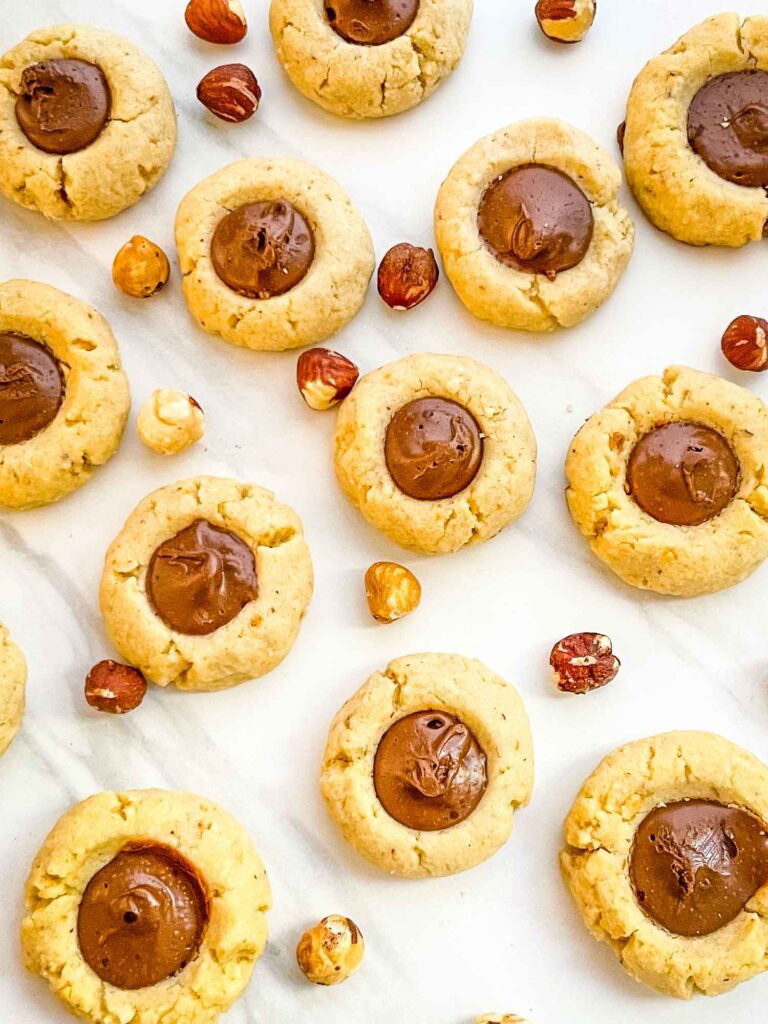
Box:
2;0;768;1021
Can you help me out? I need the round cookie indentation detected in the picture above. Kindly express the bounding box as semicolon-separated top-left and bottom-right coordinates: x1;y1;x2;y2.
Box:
0;332;64;446
688;71;768;188
78;842;209;990
373;710;488;831
629;800;768;938
324;0;420;46
211;200;315;300
626;421;739;527
147;519;258;636
384;397;484;501
15;58;110;156
477;164;594;279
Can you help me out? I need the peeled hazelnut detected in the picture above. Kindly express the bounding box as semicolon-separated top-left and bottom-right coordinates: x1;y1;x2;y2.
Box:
112;236;170;298
476;1017;529;1024
365;561;421;624
137;389;205;455
721;315;768;372
185;0;247;44
197;64;261;122
297;348;359;411
85;660;147;714
296;916;364;986
378;243;439;310
550;632;620;695
535;0;596;43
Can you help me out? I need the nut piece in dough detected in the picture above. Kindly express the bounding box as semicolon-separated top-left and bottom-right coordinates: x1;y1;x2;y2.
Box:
137;389;205;455
0;24;177;221
269;0;474;120
21;788;271;1024
0;623;26;758
296;915;365;985
435;118;634;332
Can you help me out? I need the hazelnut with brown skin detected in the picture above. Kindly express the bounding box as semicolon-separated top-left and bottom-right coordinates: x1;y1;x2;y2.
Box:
85;661;147;714
378;243;439;310
112;236;170;298
535;0;596;43
296;916;365;986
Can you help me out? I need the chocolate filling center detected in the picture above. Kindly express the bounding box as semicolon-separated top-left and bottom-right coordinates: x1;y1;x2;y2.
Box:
0;332;64;445
16;58;110;155
324;0;420;46
373;710;488;831
146;519;258;636
630;800;768;937
384;396;483;501
211;200;315;300
78;842;209;990
626;421;739;527
477;164;594;279
688;70;768;188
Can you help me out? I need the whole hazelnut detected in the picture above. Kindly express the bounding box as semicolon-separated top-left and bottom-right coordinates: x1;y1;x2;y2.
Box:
112;236;170;298
297;348;359;410
550;632;620;695
476;1017;529;1024
137;389;205;455
185;0;248;44
296;916;364;986
535;0;596;43
85;661;147;714
365;562;421;624
721;315;768;372
377;243;439;310
197;64;261;122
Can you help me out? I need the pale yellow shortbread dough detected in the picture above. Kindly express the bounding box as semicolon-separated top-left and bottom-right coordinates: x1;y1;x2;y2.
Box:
435;118;634;332
0;623;26;758
22;789;271;1024
562;731;768;999
321;652;534;878
0;24;176;221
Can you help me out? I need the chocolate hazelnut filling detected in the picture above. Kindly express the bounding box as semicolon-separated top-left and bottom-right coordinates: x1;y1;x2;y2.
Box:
688;70;768;188
211;200;315;300
629;800;768;937
626;421;739;527
146;519;258;636
373;710;488;831
384;397;483;501
324;0;419;46
15;58;111;155
0;332;64;445
78;842;209;990
477;164;594;279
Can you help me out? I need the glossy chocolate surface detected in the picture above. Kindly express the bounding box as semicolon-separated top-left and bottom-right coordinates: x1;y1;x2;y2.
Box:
478;164;594;279
0;332;64;445
146;519;258;636
384;397;483;501
373;710;488;831
211;200;314;300
626;422;739;527
630;800;768;937
16;58;110;155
